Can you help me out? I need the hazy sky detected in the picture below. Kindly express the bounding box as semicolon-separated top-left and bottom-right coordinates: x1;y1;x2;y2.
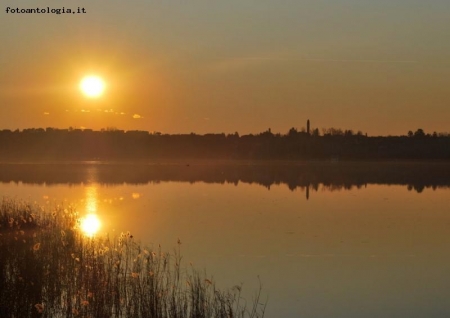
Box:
1;0;449;135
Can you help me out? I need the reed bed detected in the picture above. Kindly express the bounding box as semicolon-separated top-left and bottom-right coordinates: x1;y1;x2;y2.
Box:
0;198;265;318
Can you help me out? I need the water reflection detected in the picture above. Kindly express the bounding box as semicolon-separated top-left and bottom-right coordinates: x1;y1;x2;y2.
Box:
0;162;449;199
80;213;101;237
85;186;98;214
1;163;450;317
81;167;101;236
132;192;140;199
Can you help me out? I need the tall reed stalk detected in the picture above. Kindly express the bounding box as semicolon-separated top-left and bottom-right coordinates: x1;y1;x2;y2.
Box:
0;198;266;317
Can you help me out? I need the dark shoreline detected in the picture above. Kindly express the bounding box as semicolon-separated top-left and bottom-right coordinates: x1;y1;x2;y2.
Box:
1;128;450;161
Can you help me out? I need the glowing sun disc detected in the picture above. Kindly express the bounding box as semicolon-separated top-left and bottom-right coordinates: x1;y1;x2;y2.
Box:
80;75;105;98
80;214;101;236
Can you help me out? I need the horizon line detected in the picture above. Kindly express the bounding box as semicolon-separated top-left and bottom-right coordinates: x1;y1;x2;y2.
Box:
1;126;449;138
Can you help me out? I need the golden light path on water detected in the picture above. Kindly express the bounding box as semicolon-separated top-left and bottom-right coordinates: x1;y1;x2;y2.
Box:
80;214;101;237
81;185;101;236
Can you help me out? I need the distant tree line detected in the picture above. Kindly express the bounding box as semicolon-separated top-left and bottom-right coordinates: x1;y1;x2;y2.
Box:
0;127;449;161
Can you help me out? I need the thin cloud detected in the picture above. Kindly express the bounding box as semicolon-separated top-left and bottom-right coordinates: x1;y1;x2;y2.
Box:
43;112;50;115
230;56;419;63
209;57;267;72
209;56;419;72
294;58;419;64
132;114;143;119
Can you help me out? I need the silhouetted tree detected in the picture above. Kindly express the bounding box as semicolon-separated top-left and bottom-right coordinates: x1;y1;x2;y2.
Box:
288;127;298;137
414;129;425;138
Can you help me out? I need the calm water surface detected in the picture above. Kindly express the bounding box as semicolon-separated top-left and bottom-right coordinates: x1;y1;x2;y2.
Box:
1;162;450;318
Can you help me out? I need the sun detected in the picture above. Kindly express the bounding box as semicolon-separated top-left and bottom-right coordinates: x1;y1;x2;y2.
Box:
79;75;105;98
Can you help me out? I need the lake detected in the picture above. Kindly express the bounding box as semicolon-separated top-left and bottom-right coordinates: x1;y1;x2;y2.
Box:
1;162;450;317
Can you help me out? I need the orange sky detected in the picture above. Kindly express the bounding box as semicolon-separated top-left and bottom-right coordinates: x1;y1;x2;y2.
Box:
1;0;449;135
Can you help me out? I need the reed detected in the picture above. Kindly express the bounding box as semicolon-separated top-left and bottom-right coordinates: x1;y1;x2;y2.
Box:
0;198;266;317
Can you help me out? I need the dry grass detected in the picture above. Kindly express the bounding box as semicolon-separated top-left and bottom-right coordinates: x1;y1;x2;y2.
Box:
0;198;266;317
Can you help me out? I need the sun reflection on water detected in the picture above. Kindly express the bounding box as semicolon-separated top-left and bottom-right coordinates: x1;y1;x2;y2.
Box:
85;186;98;214
81;185;101;236
80;213;101;236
